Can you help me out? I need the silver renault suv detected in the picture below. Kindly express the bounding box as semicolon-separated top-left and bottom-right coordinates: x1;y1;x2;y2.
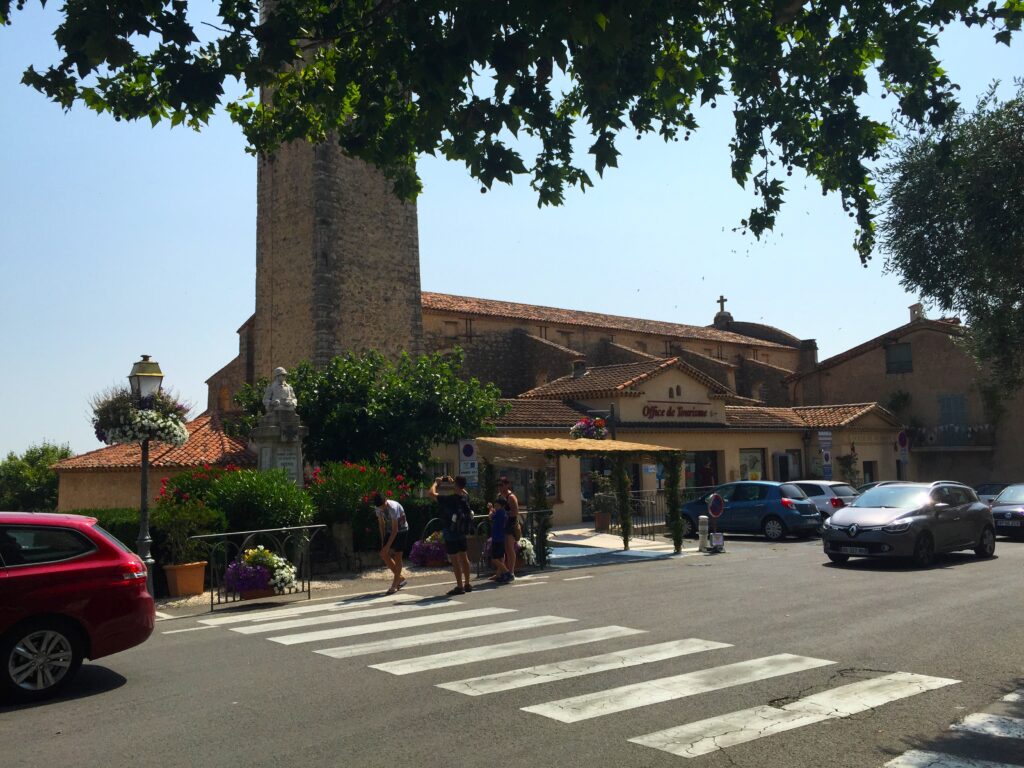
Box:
821;481;996;567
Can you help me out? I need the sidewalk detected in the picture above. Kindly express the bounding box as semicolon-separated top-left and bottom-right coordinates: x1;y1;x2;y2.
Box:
547;524;698;568
154;525;697;617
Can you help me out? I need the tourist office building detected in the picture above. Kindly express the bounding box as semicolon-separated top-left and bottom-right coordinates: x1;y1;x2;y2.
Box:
432;357;903;526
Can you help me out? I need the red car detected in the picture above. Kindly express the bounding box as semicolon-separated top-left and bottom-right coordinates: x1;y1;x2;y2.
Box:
0;512;155;701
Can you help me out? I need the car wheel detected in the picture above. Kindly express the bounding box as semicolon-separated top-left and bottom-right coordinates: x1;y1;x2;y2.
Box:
1;619;83;702
974;526;996;559
827;553;849;564
762;515;787;541
680;515;696;539
911;532;935;568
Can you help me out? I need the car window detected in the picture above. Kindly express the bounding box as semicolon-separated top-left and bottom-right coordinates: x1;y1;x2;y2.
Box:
995;485;1024;504
93;524;133;553
715;485;736;502
750;485;770;501
852;485;930;508
946;487;972;505
0;525;96;566
831;484;859;497
779;484;807;499
796;483;822;497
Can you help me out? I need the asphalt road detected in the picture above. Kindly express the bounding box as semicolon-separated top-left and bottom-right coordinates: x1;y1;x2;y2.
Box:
3;535;1023;768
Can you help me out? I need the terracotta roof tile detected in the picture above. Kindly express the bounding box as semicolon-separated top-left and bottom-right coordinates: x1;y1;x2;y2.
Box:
494;400;588;428
725;407;809;430
520;357;742;402
793;403;900;428
724;403;901;430
53;413;255;472
422;292;791;349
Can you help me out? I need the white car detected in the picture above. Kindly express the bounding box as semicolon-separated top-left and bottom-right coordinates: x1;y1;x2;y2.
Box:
792;480;860;519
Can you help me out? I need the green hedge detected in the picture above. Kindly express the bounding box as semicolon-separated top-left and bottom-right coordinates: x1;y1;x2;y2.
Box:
208;469;315;530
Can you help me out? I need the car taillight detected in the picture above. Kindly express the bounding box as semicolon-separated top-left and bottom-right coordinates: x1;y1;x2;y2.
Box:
780;498;795;509
831;497;846;508
122;560;147;581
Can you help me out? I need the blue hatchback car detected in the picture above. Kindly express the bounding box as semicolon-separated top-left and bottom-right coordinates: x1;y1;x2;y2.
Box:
681;481;821;541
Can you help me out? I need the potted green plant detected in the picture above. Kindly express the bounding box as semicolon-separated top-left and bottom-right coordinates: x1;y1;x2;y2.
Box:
153;496;225;598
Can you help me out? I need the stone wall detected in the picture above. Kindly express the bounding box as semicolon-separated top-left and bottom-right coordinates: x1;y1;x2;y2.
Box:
735;358;792;406
253;140;423;381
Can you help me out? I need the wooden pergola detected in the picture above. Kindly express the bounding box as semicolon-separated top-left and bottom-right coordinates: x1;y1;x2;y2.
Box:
475;436;683;466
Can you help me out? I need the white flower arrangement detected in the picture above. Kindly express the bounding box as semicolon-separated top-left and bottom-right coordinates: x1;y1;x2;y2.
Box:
268;556;297;591
103;409;189;447
92;386;190;447
517;537;536;565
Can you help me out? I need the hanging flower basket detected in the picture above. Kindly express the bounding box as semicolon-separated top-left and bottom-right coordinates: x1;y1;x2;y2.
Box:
91;387;190;446
569;417;609;440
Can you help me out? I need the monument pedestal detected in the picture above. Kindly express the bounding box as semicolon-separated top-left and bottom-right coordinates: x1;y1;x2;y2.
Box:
251;409;308;486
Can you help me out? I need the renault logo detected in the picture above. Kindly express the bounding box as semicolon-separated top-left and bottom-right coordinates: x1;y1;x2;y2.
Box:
847;524;859;538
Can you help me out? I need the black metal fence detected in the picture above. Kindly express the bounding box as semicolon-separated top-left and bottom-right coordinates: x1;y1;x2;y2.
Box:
600;486;717;542
189;524;326;612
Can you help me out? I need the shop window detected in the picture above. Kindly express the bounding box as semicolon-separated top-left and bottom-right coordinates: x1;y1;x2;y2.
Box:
885;343;913;373
739;448;766;481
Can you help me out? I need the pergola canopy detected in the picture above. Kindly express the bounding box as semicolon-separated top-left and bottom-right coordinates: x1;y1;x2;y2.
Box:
476;436;682;468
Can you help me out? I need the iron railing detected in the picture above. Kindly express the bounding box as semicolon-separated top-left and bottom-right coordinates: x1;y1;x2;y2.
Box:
598;486;718;542
189;524;327;612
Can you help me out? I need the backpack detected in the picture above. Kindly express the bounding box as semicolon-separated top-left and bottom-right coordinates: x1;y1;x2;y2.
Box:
452;495;473;537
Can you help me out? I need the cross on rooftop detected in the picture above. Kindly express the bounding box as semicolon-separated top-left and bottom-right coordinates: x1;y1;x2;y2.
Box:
717;295;728;313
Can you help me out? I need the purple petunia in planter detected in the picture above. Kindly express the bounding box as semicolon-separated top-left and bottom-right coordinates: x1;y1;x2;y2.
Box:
224;562;271;592
409;531;448;567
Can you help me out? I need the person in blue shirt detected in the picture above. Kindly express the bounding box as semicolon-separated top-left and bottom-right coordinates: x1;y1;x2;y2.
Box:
488;497;512;583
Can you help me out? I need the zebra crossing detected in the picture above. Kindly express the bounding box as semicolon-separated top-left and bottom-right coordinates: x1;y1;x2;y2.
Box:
190;591;971;761
884;689;1024;768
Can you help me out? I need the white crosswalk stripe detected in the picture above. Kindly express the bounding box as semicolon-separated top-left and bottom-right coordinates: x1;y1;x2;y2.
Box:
198;592;418;626
952;713;1024;740
438;638;731;696
370;625;645;675
191;594;965;762
269;607;516;646
231;600;464;635
630;672;958;758
522;653;835;723
315;615;577;660
884;751;1022;767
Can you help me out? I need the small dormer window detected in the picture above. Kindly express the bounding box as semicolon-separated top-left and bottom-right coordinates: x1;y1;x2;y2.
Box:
668;388;674;399
676;385;682;396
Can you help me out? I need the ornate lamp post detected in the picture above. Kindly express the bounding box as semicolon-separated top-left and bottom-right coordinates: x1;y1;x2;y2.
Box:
128;355;164;596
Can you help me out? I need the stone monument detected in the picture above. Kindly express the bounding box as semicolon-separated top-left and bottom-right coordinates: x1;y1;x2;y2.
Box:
251;367;307;486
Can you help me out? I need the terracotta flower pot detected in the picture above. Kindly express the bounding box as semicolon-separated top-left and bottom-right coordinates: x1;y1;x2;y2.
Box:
163;561;207;597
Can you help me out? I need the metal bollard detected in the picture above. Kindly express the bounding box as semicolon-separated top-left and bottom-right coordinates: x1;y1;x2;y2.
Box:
698;515;709;552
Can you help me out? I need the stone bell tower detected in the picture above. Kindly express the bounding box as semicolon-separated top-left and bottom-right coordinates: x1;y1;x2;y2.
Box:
253;139;424;379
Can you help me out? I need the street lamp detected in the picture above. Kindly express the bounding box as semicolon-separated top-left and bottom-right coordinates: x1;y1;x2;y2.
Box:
129;354;164;597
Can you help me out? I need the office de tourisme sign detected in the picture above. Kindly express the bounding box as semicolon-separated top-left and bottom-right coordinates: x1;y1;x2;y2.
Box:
642;400;711;421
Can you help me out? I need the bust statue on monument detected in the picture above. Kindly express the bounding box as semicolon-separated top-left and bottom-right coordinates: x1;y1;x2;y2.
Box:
252;366;306;485
263;367;298;412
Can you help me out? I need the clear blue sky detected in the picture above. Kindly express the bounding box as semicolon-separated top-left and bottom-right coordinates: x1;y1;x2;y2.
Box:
1;4;1019;457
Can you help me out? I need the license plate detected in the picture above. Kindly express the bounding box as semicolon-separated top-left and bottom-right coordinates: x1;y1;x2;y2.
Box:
996;520;1022;527
838;546;868;555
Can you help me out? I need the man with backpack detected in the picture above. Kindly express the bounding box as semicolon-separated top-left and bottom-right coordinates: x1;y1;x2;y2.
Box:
429;475;475;596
